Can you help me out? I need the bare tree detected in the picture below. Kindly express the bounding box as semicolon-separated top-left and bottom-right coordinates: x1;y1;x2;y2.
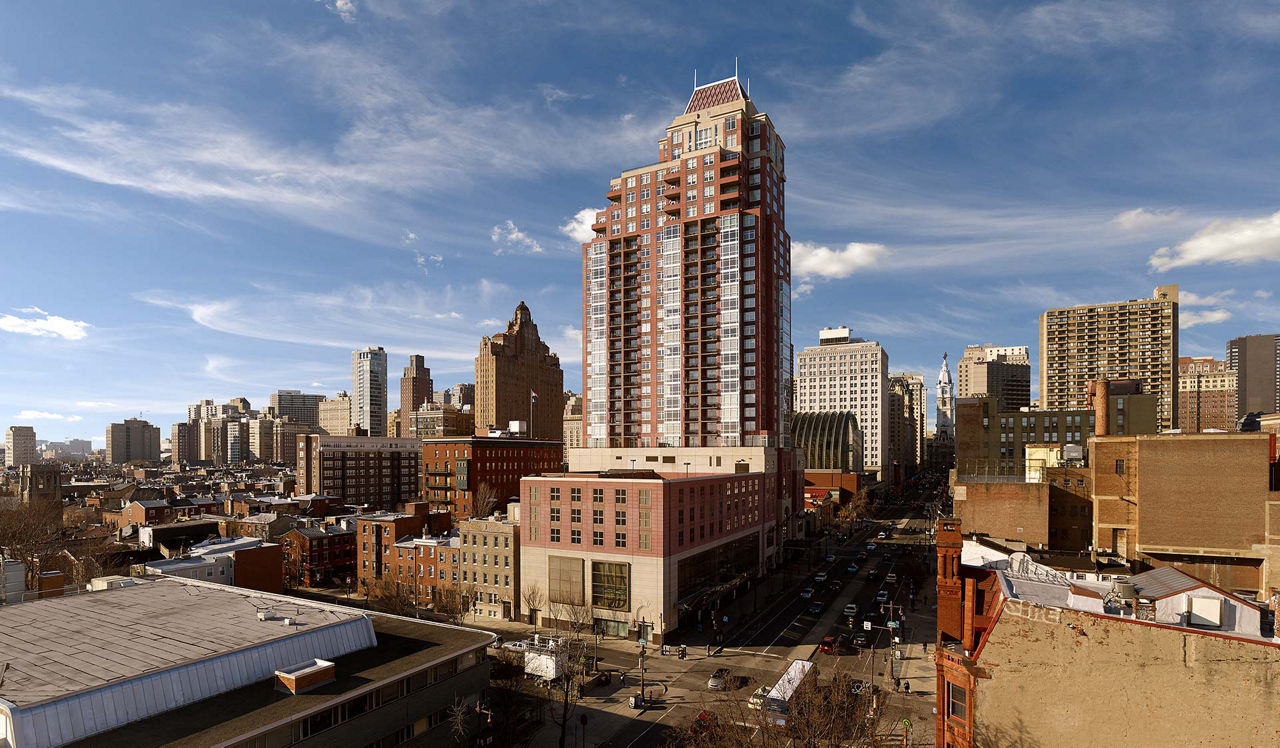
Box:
538;615;592;748
372;577;417;617
486;648;545;747
435;581;478;625
473;481;500;519
838;488;871;535
521;582;546;631
0;497;67;589
448;697;476;744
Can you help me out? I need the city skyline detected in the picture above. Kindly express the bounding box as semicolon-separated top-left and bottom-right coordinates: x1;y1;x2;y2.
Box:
4;2;1280;445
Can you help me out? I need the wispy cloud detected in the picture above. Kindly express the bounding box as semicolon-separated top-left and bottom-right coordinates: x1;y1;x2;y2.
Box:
0;306;90;340
1180;289;1236;306
75;401;119;409
1150;210;1280;271
491;220;544;255
14;409;82;422
1109;207;1182;231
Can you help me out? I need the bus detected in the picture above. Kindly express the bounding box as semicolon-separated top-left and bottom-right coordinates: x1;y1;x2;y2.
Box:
764;659;815;729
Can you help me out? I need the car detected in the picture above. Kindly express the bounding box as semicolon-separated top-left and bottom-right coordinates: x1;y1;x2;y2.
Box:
814;572;828;584
875;590;889;604
877;532;887;539
819;634;838;654
885;573;898;584
866;543;877;551
800;587;815;599
852;632;870;648
502;639;531;652
846;564;860;574
707;667;731;690
691;710;718;736
842;603;859;617
824;554;836;563
748;685;771;710
856;552;869;562
808;601;823;615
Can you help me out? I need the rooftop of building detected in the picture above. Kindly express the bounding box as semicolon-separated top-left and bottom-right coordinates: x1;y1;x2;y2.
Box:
525;469;762;482
420;435;563;446
28;579;493;747
684;76;748;114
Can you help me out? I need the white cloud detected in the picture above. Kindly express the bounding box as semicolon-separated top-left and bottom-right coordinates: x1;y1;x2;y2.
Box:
538;84;586;106
1256;289;1273;299
1109;207;1181;231
559;207;600;244
401;230;419;244
75;401;119;409
792;241;888;280
14;410;82;422
1180;289;1236;306
792;282;815;299
491;220;544;255
0;307;90;340
479;318;501;327
1150;210;1280;271
316;0;357;23
1181;308;1232;328
310;382;325;388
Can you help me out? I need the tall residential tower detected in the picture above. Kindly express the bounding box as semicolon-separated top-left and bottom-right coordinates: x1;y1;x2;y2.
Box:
581;75;792;448
351;347;388;437
399;355;434;437
1039;285;1179;431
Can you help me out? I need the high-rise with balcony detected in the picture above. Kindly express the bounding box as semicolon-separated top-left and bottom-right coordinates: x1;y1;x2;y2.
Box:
795;328;888;475
1039;285;1179;431
581;75;791;449
352;346;388;438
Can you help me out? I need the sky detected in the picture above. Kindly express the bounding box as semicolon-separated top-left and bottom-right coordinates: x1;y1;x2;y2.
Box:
2;0;1279;447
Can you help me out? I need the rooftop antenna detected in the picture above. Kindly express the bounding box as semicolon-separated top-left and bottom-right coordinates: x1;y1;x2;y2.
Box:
693;68;697;88
735;57;739;79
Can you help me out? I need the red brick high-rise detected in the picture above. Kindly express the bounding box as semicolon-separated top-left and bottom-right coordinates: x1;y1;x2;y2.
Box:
581;75;792;449
399;354;433;437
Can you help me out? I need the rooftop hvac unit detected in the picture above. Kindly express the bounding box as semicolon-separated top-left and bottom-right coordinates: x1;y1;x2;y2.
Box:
258;610;275;621
1112;581;1138;601
282;617;296;626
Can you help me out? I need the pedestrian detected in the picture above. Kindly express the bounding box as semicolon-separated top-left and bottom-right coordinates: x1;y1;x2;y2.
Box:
904;681;911;694
706;644;712;657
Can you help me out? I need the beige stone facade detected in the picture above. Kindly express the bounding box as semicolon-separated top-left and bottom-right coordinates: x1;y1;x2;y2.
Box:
457;513;520;621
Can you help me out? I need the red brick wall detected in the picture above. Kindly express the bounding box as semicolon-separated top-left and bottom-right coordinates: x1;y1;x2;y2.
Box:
954;480;1049;547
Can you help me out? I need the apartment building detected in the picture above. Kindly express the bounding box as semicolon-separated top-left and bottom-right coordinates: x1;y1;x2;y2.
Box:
268;389;325;427
319;391;354;435
1039;285;1179;431
281;523;357;588
581;75;792;450
4;425;36;467
956;344;1031;411
457;511;521;621
352;346;388;437
105;418;161;464
296;434;421;509
475;302;564;440
1177;356;1237;432
563;393;584;448
795;328;889;476
355;512;430;594
408;402;475;438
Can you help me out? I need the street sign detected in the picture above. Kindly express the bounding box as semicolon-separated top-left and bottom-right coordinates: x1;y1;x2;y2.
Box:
863;621;871;631
888;620;899;629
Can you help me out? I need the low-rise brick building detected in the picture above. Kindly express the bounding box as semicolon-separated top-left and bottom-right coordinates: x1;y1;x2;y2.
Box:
421;436;562;518
281;523;357;588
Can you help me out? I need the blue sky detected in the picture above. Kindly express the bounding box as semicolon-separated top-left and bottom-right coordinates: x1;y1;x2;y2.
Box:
2;0;1279;446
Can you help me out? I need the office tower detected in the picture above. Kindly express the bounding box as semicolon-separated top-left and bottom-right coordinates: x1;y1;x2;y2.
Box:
228;397;253;416
318;392;353;436
399;355;433;437
105;418;161;464
450;383;475;408
795;327;888;475
580;74;792;449
1039;285;1179;431
562;393;583;449
351;347;388;437
4;425;37;467
474;302;564;439
1227;334;1280;418
1177;357;1237;433
248;417;275;462
888;372;927;476
171;422;197;465
225;419;249;464
935;353;955;466
269;390;325;428
956;344;1031;411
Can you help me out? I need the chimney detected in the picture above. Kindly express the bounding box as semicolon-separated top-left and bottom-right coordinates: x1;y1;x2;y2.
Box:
1089;379;1110;437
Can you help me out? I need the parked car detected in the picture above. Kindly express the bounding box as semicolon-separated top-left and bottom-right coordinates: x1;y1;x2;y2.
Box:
866;543;877;551
842;603;859;618
691;710;718;736
819;634;838;654
814;572;828;584
809;601;823;615
846;563;860;574
707;667;731;691
748;685;771;710
886;573;898;584
852;632;870;648
502;640;531;652
877;532;887;539
800;587;815;599
875;590;889;604
825;554;836;563
856;552;869;562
